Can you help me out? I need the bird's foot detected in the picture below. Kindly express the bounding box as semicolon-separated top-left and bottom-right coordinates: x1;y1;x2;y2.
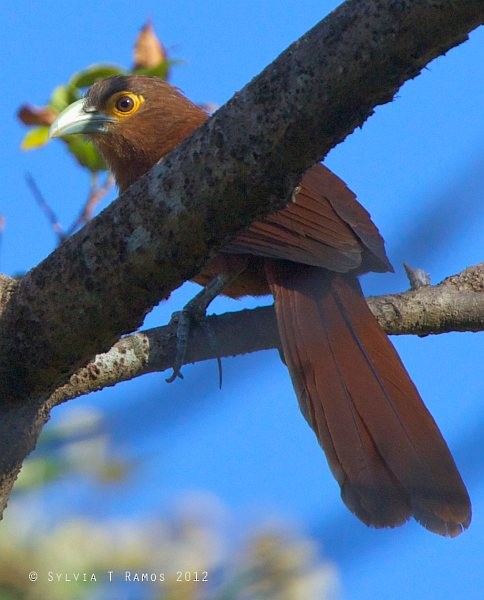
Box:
166;274;229;384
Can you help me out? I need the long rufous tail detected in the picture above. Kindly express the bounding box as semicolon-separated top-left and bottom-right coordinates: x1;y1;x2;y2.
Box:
265;259;471;537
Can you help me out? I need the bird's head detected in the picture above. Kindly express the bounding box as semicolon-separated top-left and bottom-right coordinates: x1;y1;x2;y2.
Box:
50;75;208;191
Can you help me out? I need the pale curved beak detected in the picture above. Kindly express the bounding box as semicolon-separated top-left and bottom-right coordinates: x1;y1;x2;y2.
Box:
49;98;116;138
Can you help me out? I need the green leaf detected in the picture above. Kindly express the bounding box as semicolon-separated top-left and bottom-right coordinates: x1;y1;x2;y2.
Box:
20;126;50;150
70;63;125;89
64;137;107;172
49;84;80;112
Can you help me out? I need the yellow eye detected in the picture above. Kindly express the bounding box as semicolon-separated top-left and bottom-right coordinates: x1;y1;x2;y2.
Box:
107;91;144;118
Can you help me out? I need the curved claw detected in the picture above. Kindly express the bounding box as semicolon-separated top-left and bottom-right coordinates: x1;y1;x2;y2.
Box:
166;310;190;383
166;369;184;384
165;272;241;385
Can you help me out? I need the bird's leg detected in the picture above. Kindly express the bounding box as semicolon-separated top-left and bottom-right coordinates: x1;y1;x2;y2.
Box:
166;268;245;384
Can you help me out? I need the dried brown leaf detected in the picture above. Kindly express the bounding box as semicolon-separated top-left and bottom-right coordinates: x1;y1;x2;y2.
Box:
133;21;165;70
18;105;57;126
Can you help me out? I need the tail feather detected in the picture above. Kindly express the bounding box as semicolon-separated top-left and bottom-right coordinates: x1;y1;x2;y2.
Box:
265;259;471;536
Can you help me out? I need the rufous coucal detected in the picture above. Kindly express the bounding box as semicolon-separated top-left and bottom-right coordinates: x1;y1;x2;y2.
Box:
50;75;471;536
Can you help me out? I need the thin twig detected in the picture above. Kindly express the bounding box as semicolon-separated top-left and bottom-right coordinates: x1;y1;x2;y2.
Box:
65;172;114;237
25;172;66;243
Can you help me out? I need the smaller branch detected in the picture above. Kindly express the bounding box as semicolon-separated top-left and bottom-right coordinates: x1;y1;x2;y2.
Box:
49;306;279;407
48;263;483;408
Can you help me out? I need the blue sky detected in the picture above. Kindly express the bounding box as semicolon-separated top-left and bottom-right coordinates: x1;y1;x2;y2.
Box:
2;2;484;599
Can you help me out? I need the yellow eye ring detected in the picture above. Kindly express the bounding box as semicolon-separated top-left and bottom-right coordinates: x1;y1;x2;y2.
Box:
107;91;145;118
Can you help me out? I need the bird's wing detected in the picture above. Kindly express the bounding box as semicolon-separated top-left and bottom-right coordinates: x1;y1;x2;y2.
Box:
223;164;391;274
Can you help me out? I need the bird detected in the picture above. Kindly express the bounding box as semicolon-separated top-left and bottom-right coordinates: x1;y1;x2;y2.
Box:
50;75;471;536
